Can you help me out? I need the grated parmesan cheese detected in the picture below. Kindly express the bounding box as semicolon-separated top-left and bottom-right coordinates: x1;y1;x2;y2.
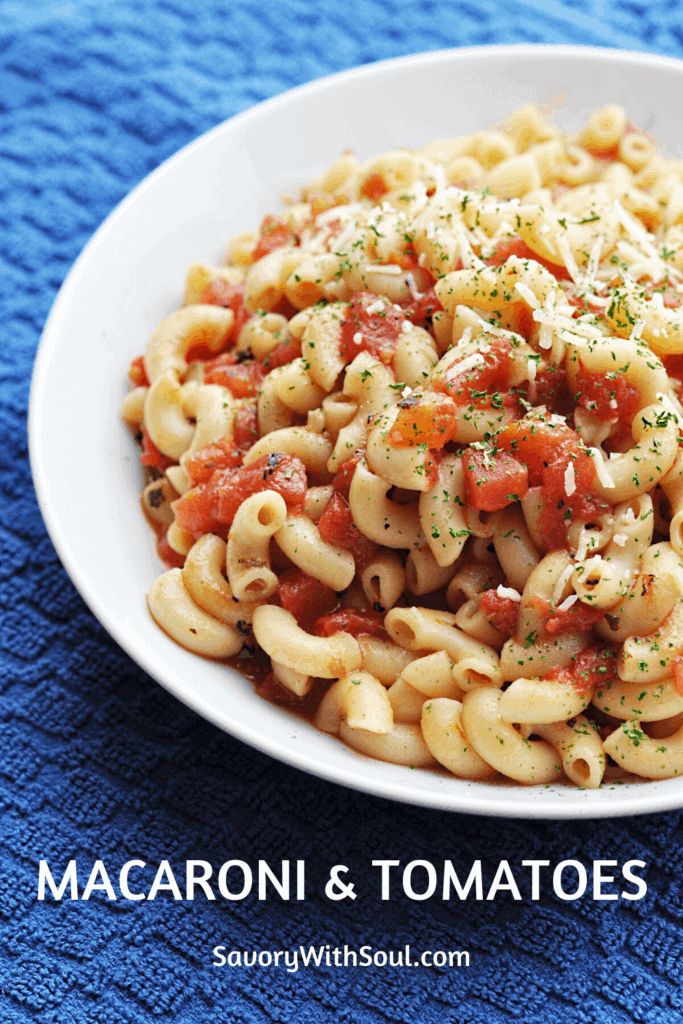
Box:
514;282;540;309
452;352;486;375
556;593;579;612
587;447;616;489
405;272;422;301
366;299;386;314
552;563;576;606
496;585;522;602
612;533;628;547
564;461;576;497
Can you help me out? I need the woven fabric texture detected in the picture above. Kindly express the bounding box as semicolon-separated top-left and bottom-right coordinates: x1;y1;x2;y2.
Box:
2;1;683;1021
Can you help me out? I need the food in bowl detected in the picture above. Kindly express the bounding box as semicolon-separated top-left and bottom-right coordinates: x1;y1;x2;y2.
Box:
122;103;683;789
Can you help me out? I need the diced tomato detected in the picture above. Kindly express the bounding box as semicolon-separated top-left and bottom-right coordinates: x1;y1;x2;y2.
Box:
479;589;519;638
175;453;307;538
233;404;259;452
531;363;575;418
199;278;250;339
538;447;608;551
184;438;242;484
486;236;572;281
340;291;406;364
173;484;222;537
252;215;295;262
462;448;529;512
317;491;376;565
402;286;443;327
313;608;387;639
664;355;683;383
332;451;364;496
673;656;683;697
432;336;514;408
360;173;388;202
498;416;578;486
262;336;300;370
204;353;265;398
533;596;605;636
157;530;186;569
389;391;457;448
213;453;307;525
278;569;337;626
547;645;618;693
140;427;173;471
575;366;640;427
128;355;149;387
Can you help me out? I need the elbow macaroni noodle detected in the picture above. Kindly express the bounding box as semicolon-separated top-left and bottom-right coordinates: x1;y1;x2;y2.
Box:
124;105;683;789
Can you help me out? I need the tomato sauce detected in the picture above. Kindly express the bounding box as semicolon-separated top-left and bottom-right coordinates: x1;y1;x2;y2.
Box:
547;645;618;693
479;589;519;638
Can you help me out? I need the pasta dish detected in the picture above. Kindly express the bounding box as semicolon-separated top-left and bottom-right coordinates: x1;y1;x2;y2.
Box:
122;104;683;789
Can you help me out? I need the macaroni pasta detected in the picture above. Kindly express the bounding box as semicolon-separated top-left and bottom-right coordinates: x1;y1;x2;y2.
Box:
124;104;683;789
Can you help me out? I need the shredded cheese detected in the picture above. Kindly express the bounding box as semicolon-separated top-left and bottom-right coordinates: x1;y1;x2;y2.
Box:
588;447;616;489
496;585;522;602
564;461;576;497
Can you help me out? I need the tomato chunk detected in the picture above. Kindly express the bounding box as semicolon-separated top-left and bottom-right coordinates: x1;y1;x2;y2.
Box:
486;236;571;281
213;453;307;525
157;529;186;569
233;404;259;452
360;174;388;202
128;355;149;387
433;337;515;409
462;448;529;512
532;596;605;636
575;366;640;427
531;363;574;418
317;491;376;565
313;608;387;639
173;485;221;537
340;291;406;364
479;589;519;638
252;215;295;262
278;569;337;626
332;451;364;496
389;391;457;449
184;438;242;484
262;336;300;370
547;645;617;693
402;286;443;327
140;427;173;471
539;447;607;551
204;353;265;398
199;279;249;339
174;453;307;538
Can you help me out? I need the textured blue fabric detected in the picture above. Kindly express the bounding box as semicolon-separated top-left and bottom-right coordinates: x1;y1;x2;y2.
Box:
3;2;683;1021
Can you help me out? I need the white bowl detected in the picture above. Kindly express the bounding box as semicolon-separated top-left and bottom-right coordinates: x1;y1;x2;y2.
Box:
30;44;683;818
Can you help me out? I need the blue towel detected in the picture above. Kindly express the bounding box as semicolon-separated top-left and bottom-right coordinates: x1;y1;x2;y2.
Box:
2;1;683;1021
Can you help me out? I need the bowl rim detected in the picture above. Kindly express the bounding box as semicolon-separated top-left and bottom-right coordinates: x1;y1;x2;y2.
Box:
29;42;683;819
